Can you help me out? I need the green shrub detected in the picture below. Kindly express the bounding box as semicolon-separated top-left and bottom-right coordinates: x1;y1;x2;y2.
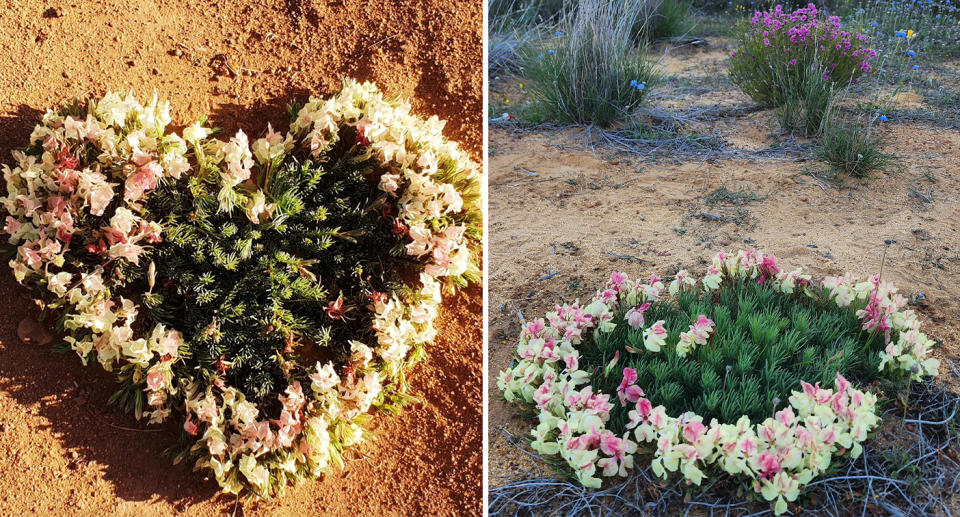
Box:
586;279;889;432
728;4;877;128
141;157;398;403
519;0;660;126
637;0;695;41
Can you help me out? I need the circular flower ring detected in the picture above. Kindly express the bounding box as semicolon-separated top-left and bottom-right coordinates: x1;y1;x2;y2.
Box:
498;250;938;515
2;79;481;496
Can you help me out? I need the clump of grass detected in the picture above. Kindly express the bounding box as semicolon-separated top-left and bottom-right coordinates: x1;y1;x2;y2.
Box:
817;115;895;178
633;0;695;42
490;0;565;21
774;60;836;136
705;185;760;205
489;0;559;74
518;0;660;126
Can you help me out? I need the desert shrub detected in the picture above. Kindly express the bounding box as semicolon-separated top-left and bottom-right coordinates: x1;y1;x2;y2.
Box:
499;250;939;514
817;114;894;178
519;0;660;126
1;81;481;497
729;4;877;130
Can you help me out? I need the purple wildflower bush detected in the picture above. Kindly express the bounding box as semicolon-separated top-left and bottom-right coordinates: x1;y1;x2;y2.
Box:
729;4;878;110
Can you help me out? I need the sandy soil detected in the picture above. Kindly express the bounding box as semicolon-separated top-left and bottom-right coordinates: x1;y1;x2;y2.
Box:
488;40;960;488
0;0;482;515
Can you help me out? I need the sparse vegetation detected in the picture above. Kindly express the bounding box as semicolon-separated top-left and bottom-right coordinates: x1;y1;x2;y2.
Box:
817;114;895;178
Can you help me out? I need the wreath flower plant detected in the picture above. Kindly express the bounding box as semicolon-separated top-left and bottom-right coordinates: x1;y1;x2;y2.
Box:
1;79;481;496
497;250;939;515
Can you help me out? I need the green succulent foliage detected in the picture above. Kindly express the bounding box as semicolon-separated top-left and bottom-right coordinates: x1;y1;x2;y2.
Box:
139;139;412;405
586;279;891;435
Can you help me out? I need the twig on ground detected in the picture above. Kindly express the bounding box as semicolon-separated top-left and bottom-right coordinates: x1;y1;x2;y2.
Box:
909;188;933;203
602;251;649;263
539;269;563;281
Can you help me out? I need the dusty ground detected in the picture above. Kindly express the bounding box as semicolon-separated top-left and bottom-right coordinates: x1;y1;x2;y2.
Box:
488;39;960;490
0;0;482;515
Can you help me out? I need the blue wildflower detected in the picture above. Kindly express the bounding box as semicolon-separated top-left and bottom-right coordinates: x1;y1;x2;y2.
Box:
554;31;562;36
879;114;888;122
630;79;638;86
637;83;645;90
907;50;916;57
547;50;555;55
895;30;907;37
538;54;544;59
912;64;919;70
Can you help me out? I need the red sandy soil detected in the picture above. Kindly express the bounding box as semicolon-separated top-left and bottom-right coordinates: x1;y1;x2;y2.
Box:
0;0;482;515
488;40;960;496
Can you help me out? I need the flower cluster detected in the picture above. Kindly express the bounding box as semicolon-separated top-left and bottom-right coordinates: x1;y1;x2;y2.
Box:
2;92;185;283
823;272;939;380
181;273;446;494
849;0;959;57
2;81;481;498
624;372;878;515
729;4;877;108
2;93;190;421
675;315;715;357
289;80;481;281
499;250;938;515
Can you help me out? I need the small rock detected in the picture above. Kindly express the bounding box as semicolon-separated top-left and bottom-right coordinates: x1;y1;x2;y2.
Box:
151;68;159;75
17;318;53;346
0;423;8;432
68;451;79;460
61;71;69;79
173;48;183;57
127;59;136;67
42;7;61;18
